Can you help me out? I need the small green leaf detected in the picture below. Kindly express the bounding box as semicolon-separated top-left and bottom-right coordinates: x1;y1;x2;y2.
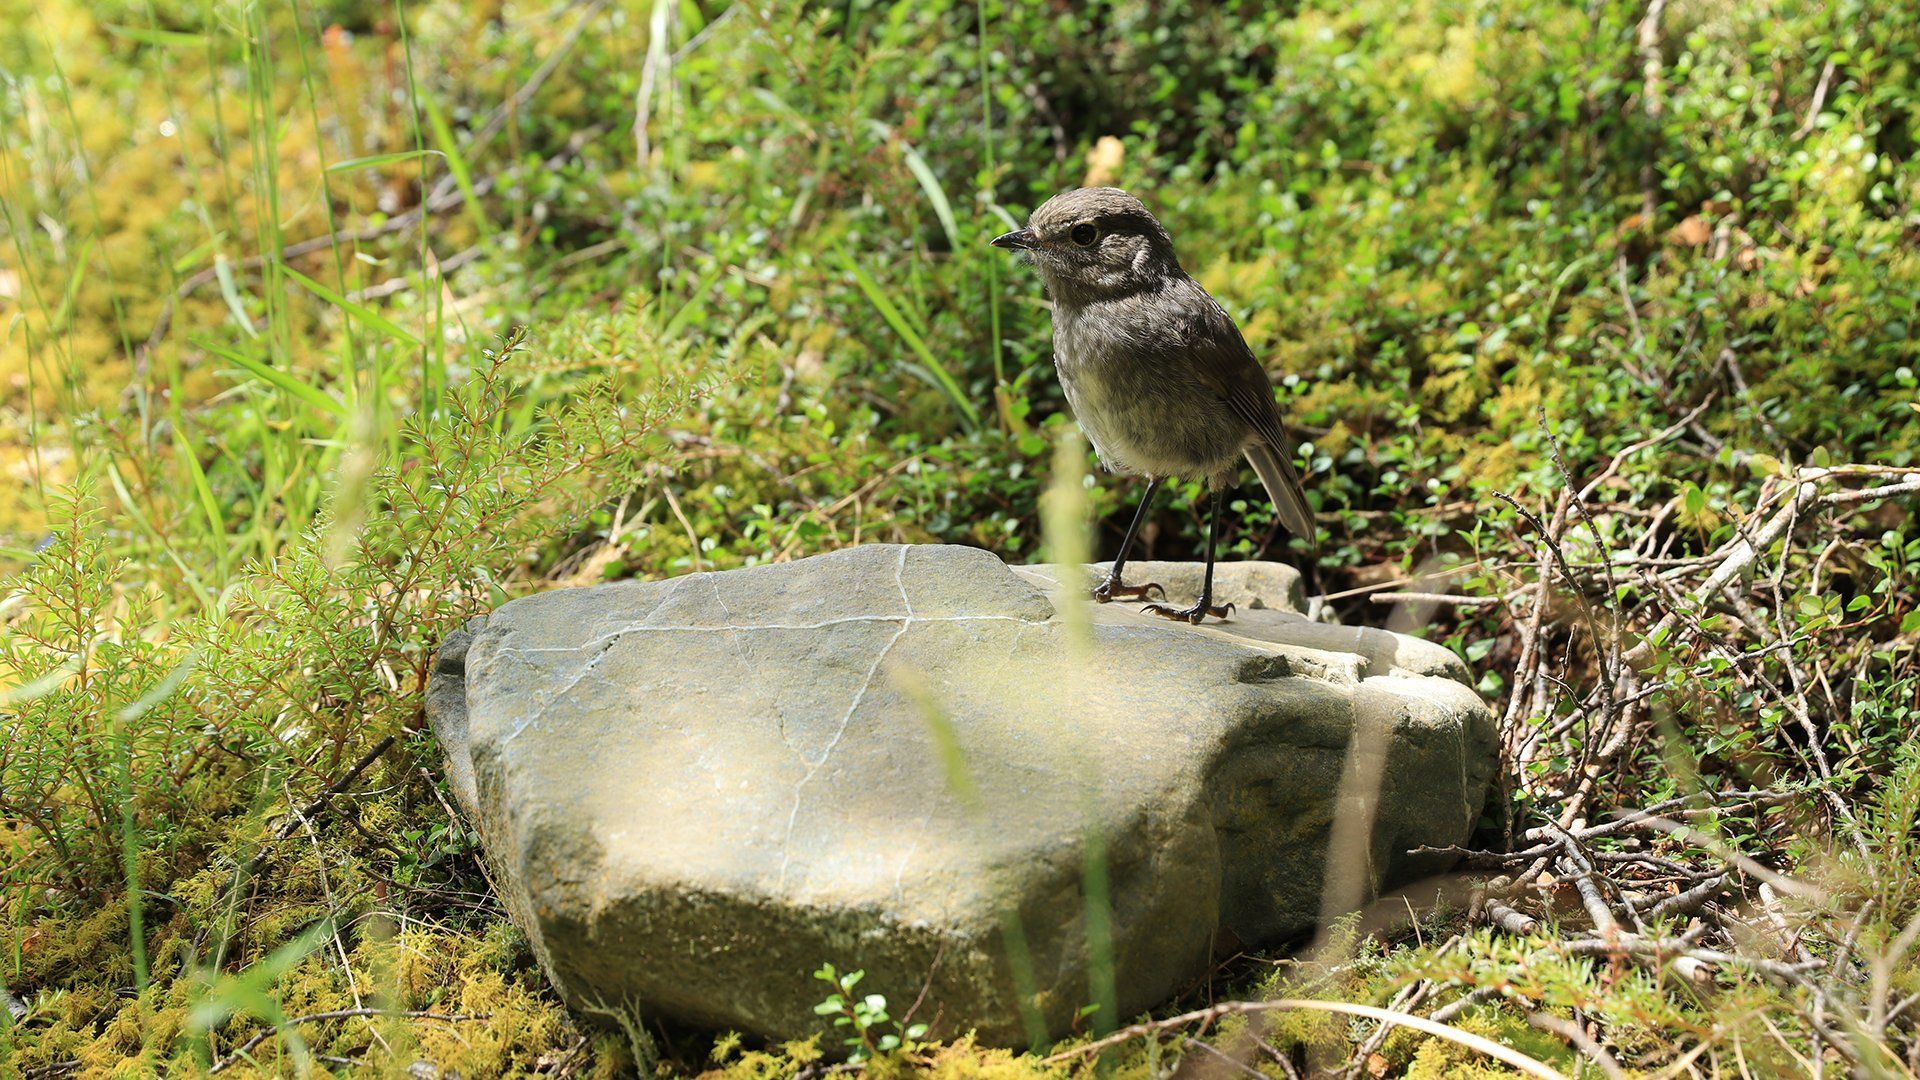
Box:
212;255;259;340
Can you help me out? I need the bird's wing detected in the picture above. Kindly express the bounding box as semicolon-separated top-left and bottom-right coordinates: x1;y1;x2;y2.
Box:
1178;286;1293;449
1179;284;1318;546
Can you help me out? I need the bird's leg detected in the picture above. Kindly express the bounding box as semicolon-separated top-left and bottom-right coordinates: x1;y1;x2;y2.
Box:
1144;487;1234;624
1092;477;1166;603
1298;558;1333;623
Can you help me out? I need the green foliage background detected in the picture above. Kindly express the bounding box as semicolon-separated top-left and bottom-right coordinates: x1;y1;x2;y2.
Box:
1;0;1917;1074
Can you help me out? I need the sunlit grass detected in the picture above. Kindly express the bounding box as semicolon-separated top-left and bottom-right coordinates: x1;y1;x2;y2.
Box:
1;0;1916;1073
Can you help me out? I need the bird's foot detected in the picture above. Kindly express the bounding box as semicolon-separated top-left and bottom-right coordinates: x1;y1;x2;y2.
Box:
1141;599;1235;625
1092;577;1164;603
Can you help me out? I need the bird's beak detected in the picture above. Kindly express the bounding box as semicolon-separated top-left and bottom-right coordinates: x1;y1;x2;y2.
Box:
989;228;1036;250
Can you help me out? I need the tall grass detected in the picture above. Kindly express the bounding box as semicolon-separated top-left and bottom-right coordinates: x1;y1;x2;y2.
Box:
0;4;713;1069
0;0;490;585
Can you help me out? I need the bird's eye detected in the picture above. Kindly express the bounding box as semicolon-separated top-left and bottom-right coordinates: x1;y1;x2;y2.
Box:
1069;223;1100;246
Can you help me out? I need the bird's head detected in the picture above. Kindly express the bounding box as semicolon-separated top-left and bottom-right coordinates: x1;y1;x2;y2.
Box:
990;187;1180;301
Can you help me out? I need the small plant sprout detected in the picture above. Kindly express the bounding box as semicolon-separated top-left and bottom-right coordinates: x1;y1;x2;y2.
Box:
811;963;928;1062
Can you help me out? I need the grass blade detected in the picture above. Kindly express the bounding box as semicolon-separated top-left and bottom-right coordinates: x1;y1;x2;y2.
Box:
326;149;442;174
171;411;229;557
871;120;958;250
170;232;227;275
282;264;423;347
836;247;979;428
212;254;260;340
197;337;348;417
417;91;491;239
664;260;729;339
49;237;93;334
106;457;210;599
102;24;206;48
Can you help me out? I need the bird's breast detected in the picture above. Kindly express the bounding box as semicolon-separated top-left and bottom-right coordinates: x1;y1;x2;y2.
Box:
1052;309;1247;481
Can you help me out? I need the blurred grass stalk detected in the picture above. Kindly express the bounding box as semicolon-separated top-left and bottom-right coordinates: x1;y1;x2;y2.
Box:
1313;704;1391;953
891;424;1112;1045
896;666;1048;1048
1039;426;1120;1035
1310;562;1473;971
1040;425;1093;654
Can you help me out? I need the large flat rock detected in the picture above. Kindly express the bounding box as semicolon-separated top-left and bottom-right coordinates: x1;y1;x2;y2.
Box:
428;544;1496;1046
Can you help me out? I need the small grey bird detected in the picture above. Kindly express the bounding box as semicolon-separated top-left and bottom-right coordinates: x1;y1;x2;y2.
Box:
991;186;1319;623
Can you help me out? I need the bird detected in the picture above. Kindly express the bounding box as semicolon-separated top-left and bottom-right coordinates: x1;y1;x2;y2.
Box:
990;186;1319;624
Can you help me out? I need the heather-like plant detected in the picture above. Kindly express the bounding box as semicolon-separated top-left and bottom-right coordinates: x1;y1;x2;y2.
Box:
0;494;206;901
2;330;711;913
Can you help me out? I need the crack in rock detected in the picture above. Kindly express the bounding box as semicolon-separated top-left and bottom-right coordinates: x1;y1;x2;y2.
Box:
773;615;912;892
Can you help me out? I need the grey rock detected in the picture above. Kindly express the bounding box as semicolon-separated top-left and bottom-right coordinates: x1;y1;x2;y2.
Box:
428;544;1495;1047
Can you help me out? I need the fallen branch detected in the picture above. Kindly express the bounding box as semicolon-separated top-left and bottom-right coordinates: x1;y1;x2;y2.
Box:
204;734;398;971
1371;591;1506;608
1527;1010;1626;1080
1486;899;1539;936
1644;873;1727;921
1039;999;1569;1079
1559;934;1821;984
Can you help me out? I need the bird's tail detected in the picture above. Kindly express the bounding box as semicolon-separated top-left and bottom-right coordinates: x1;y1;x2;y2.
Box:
1245;441;1319;556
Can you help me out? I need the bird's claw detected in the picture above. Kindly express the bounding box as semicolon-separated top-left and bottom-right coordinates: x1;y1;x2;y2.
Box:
1141;600;1235;625
1093;578;1165;603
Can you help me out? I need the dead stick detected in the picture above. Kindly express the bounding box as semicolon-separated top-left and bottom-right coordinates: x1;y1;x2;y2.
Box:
1040;999;1568;1079
207;734;398;971
1528;1010;1626;1079
1487;900;1540;936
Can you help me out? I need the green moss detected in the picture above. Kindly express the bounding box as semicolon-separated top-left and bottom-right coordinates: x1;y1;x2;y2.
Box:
1402;1011;1571;1080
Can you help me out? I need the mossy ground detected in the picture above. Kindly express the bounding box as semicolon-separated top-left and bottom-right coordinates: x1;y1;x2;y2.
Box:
5;0;1918;1074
